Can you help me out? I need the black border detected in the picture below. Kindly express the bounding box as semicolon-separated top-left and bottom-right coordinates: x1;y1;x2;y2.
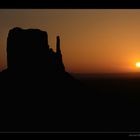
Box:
0;0;140;9
0;0;140;138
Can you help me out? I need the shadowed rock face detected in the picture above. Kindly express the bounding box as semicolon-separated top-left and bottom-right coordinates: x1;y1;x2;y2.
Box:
7;27;49;72
6;27;65;74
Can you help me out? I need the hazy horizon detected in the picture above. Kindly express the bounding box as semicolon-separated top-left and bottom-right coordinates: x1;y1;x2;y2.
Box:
1;10;140;73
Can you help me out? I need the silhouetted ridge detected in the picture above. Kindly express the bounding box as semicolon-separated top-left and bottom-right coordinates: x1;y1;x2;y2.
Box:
0;27;84;131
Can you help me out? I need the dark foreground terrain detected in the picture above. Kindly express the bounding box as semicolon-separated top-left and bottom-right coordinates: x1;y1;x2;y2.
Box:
1;72;140;132
72;73;140;132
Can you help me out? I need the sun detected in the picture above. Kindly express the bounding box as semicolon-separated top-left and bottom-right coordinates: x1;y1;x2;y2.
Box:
136;62;140;68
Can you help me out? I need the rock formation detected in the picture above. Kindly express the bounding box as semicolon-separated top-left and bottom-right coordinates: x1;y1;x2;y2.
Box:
6;27;65;74
0;27;83;131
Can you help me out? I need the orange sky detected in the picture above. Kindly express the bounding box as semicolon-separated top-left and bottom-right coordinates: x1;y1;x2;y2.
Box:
1;9;140;73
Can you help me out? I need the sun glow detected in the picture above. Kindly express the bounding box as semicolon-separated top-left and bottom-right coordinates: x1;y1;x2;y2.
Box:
136;62;140;68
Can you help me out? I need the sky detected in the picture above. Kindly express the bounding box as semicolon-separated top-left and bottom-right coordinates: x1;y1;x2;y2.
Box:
1;9;140;73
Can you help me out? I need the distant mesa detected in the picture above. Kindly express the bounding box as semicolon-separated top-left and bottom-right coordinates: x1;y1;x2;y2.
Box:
0;26;78;87
6;27;65;74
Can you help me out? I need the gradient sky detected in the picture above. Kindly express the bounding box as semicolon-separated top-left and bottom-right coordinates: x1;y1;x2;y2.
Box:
1;9;140;73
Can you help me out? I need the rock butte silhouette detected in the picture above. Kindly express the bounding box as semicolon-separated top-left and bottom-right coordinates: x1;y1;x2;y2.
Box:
0;27;84;131
1;27;140;132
